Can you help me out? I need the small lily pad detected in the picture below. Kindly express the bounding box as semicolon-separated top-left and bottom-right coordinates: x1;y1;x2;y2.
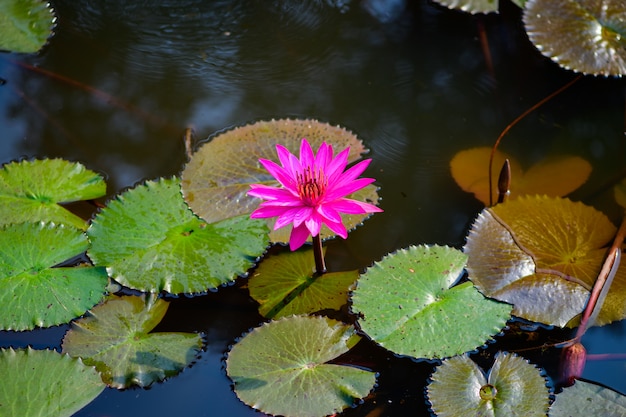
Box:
0;347;104;417
465;195;626;327
62;295;203;389
181;119;380;243
0;0;56;53
226;315;376;417
0;222;108;331
248;248;358;319
524;0;626;76
427;351;549;416
351;245;512;359
0;159;106;230
550;379;626;416
87;177;269;294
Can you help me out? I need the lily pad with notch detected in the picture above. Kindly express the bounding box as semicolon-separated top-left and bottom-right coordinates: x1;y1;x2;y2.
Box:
427;351;549;417
248;247;358;319
87;177;269;294
0;159;106;230
226;315;376;417
62;294;203;389
351;245;512;360
0;221;108;331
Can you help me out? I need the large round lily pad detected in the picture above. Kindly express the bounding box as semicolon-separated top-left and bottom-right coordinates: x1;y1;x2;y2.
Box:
351;245;512;359
87;177;269;294
180;119;380;243
524;0;626;76
226;315;376;417
465;195;626;327
550;379;626;416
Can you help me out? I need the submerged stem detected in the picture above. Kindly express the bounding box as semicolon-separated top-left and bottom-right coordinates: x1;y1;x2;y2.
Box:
312;234;327;275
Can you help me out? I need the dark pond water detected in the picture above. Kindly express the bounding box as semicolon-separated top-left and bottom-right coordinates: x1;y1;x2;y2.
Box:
0;1;625;416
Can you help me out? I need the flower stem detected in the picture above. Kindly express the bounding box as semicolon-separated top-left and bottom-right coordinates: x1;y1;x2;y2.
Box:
312;234;327;275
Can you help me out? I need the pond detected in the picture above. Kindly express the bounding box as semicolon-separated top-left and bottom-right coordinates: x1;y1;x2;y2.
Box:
0;0;625;416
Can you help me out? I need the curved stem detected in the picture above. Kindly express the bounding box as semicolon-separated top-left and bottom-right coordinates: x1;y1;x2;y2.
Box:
312;234;327;275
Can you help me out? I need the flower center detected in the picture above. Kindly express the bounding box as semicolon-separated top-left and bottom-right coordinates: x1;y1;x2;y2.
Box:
296;166;327;206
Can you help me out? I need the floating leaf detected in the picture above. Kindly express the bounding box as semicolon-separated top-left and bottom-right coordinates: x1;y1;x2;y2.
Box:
615;178;626;209
62;295;203;389
351;245;512;360
427;352;549;417
226;315;376;417
0;0;56;53
0;159;106;230
87;177;269;294
0;347;104;417
450;147;591;206
181;119;380;243
465;195;626;327
550;379;626;416
248;248;358;319
0;222;108;330
524;0;626;76
430;0;499;14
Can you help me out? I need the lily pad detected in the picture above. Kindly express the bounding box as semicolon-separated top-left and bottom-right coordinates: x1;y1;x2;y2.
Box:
226;315;376;417
62;295;203;389
0;222;108;331
450;147;591;206
430;0;499;14
0;159;106;230
0;347;104;417
427;351;549;417
550;379;626;416
180;119;380;243
465;195;626;327
524;0;626;76
87;177;269;294
248;248;358;319
351;245;512;360
0;0;56;53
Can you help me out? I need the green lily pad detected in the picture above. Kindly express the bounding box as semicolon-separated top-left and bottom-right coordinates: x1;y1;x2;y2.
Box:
87;177;269;294
0;159;106;230
248;248;358;319
427;351;549;417
524;0;626;76
0;347;104;417
226;315;376;417
351;245;512;360
550;379;626;416
431;0;499;14
62;295;203;389
0;222;108;331
465;196;626;327
180;119;380;243
0;0;56;53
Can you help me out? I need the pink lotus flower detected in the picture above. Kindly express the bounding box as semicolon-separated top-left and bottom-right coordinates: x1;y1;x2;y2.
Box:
248;138;383;250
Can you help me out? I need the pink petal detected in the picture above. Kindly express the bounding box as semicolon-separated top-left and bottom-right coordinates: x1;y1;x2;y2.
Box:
289;223;311;250
322;217;348;239
315;142;333;171
276;144;302;180
247;184;294;201
250;205;290;219
325;177;375;201
326;198;383;214
292;206;314;228
299;138;315;168
316;204;342;224
304;213;323;237
332;159;372;188
325;146;350;183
